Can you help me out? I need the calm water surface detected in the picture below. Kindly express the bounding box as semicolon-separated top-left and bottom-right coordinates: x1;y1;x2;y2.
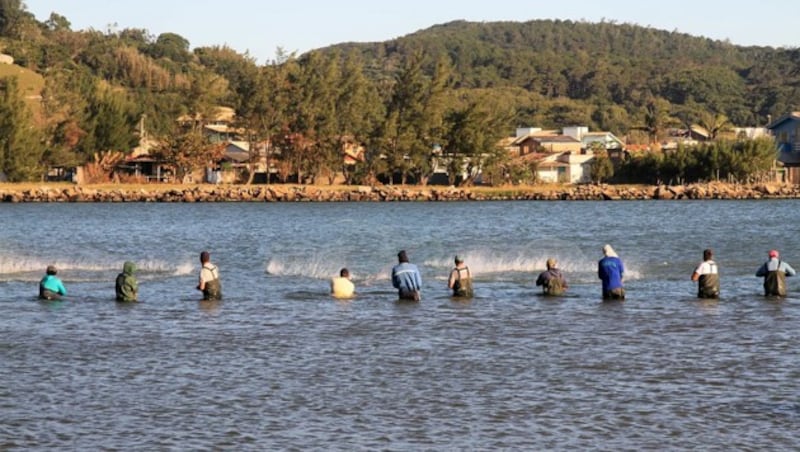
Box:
2;200;800;450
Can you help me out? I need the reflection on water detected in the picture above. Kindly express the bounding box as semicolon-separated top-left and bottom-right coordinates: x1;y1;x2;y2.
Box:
2;201;800;449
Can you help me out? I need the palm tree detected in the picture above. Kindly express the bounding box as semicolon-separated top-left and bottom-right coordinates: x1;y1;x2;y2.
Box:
697;111;731;140
633;99;674;145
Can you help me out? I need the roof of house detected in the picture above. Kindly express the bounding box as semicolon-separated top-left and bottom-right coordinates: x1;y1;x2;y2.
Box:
178;106;236;124
514;152;550;163
690;124;710;138
223;150;250;163
124;154;161;163
204;124;236;134
559;153;595;164
510;130;561;145
343;144;364;161
518;135;580;144
227;141;250;152
499;136;518;147
768;112;800;130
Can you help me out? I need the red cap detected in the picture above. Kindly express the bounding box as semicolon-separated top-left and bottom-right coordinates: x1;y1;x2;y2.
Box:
769;250;779;258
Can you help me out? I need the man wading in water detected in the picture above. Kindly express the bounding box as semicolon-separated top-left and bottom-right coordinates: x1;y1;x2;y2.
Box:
691;248;719;299
756;249;796;297
197;251;222;300
448;255;473;298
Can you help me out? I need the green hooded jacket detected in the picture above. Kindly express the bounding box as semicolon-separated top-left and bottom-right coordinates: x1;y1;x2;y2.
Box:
115;261;138;302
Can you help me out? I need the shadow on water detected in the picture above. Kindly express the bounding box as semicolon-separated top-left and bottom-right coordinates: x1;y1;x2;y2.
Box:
284;290;322;301
36;298;67;310
114;300;139;310
198;300;222;314
533;292;581;300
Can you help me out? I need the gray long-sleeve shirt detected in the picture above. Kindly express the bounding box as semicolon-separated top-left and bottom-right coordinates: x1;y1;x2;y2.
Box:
756;258;796;277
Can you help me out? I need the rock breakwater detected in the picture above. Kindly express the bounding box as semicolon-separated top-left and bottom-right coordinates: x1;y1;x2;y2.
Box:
1;182;798;203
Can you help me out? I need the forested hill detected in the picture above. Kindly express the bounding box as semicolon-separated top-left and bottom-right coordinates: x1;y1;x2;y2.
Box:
325;19;800;126
1;2;800;182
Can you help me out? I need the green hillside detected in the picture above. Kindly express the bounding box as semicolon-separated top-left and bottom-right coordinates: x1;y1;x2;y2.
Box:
323;19;800;127
0;60;44;120
0;3;798;183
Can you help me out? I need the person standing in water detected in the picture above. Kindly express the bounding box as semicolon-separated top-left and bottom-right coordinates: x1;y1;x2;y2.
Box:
536;258;568;296
598;244;625;300
691;249;719;299
197;251;222;300
756;249;796;297
331;268;355;299
392;250;422;301
448;255;473;298
39;265;67;300
115;261;139;302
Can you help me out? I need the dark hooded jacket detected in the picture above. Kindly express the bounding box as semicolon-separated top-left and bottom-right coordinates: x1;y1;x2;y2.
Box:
116;261;138;302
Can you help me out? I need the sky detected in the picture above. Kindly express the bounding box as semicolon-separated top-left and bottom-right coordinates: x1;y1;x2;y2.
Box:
24;0;799;63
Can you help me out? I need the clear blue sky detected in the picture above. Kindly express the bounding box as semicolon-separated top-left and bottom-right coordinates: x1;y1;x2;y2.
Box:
24;0;799;63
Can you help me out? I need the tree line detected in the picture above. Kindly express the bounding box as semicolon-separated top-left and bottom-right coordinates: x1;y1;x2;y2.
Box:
0;2;796;184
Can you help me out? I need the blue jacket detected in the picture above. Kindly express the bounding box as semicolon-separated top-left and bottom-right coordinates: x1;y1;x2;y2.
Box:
40;275;67;296
392;262;422;293
598;256;624;292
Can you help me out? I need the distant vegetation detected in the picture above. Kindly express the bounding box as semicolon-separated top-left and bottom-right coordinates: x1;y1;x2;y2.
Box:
0;1;797;183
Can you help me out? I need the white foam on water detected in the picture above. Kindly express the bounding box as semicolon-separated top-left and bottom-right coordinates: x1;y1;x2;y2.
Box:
266;256;391;284
169;261;195;276
0;253;196;282
263;247;645;287
423;248;643;283
266;255;336;279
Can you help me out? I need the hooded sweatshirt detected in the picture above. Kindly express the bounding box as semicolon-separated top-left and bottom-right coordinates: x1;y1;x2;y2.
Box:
115;261;138;302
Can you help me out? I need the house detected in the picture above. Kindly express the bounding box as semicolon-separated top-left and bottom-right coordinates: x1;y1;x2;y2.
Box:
343;142;365;165
562;126;625;152
116;154;173;183
660;126;711;150
558;152;595;183
177;106;240;143
210;141;272;183
515;150;595;184
768;112;800;183
689;125;711;141
536;158;571;183
515;134;582;155
733;127;769;140
503;127;597;183
203;123;239;143
768;112;800;152
503;128;559;157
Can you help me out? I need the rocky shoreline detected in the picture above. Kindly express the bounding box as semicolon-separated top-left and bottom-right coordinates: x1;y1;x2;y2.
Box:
1;182;799;203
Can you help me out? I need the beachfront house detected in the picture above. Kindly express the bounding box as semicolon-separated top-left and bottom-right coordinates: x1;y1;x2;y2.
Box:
504;127;598;184
516;134;582;155
562;126;625;152
558;152;595;183
769;112;800;184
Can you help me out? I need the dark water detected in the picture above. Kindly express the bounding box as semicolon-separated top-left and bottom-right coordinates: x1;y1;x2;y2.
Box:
2;201;800;449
